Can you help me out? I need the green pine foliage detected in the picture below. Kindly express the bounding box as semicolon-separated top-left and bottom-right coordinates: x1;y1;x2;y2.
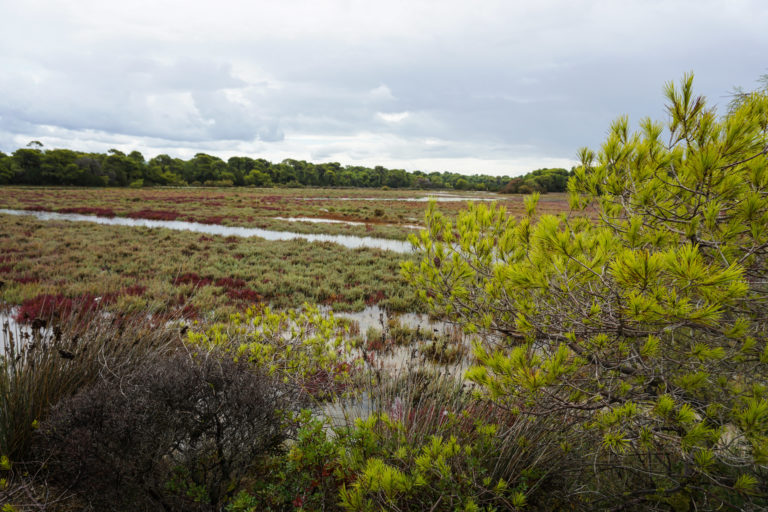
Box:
402;74;768;509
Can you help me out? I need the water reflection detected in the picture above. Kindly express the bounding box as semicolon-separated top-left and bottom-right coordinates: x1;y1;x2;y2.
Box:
299;196;499;202
331;304;438;333
274;216;422;230
0;209;413;253
0;307;50;356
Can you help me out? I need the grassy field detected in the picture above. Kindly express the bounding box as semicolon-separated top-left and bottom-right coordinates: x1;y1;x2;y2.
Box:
0;212;420;321
0;186;572;321
0;186;573;240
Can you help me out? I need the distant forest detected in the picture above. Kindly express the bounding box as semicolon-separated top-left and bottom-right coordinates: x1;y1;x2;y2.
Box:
0;143;572;193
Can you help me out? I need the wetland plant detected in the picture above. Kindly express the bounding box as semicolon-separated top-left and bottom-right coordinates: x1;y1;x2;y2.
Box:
1;304;180;460
36;350;304;511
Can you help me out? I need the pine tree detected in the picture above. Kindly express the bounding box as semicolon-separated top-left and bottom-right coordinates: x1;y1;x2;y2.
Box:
402;74;768;509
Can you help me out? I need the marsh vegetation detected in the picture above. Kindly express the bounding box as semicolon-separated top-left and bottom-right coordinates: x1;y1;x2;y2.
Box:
2;77;767;511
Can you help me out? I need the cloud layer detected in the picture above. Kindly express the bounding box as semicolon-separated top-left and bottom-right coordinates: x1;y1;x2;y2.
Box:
1;0;766;175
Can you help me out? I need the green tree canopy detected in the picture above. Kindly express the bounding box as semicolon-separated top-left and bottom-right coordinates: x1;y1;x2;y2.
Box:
0;151;12;184
501;167;572;194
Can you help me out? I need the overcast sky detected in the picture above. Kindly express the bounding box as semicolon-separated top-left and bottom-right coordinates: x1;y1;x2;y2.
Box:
1;0;766;176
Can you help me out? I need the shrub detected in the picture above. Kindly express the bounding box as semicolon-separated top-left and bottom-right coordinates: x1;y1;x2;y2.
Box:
0;457;73;511
1;309;177;460
186;305;355;400
36;350;304;511
335;367;569;511
229;365;569;512
228;412;351;512
402;74;768;509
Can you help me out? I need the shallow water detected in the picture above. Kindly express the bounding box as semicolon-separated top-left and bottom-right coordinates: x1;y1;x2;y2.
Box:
0;310;16;354
331;304;440;334
299;195;499;202
0;307;50;356
274;216;422;230
330;305;473;371
0;209;413;253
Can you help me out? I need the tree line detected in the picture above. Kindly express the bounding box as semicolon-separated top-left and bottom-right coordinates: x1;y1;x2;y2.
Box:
0;144;571;192
499;167;573;193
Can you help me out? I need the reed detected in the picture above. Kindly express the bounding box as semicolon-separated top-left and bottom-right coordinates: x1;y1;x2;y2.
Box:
0;301;180;460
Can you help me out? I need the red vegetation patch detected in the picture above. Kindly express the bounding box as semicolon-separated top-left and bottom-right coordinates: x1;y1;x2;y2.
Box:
13;275;40;284
365;290;386;306
0;265;13;274
140;194;229;204
321;293;347;306
126;209;180;221
197;235;214;242
122;284;147;296
365;336;389;352
14;293;114;325
178;303;198;319
57;207;116;217
172;273;261;307
214;277;247;289
302;361;353;398
215;276;262;306
23;205;48;212
173;273;213;287
225;288;262;303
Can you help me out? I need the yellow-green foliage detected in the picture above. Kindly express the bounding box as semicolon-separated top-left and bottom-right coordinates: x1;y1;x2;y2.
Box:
403;75;768;508
186;304;355;390
338;414;526;512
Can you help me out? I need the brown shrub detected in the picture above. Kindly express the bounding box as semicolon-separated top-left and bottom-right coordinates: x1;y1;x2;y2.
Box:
36;351;306;511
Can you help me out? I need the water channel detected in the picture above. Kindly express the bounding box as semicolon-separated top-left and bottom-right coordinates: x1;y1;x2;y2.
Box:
0;209;414;253
298;195;499;202
274;216;423;230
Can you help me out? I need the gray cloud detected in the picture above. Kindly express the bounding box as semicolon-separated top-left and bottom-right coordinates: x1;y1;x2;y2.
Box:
1;0;767;175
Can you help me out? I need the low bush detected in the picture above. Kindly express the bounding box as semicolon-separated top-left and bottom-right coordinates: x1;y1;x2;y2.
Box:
187;304;356;400
231;367;571;512
35;350;305;511
1;308;178;460
0;455;73;511
228;412;351;512
333;365;576;511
